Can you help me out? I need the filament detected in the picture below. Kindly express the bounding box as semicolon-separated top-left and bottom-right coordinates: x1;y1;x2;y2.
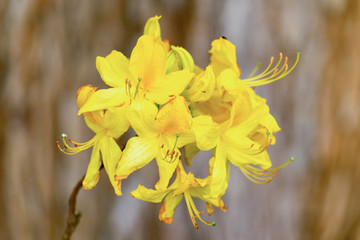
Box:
163;134;180;163
240;157;294;184
184;191;215;229
56;133;100;155
133;77;142;99
242;52;300;86
243;130;272;155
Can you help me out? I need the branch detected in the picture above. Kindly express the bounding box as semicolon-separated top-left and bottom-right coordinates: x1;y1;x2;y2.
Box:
62;174;85;240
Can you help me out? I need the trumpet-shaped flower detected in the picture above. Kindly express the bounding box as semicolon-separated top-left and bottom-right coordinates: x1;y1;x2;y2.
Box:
130;161;226;228
115;96;195;194
57;85;129;195
191;73;293;196
79;34;193;117
209;37;300;87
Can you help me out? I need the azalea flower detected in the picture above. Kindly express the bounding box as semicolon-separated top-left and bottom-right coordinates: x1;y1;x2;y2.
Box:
115;96;195;194
78;33;193;117
209;37;300;87
191;70;293;196
130;160;226;228
58;15;300;229
57;85;129;195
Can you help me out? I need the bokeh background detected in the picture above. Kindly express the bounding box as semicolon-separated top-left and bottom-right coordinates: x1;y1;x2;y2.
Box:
1;0;360;239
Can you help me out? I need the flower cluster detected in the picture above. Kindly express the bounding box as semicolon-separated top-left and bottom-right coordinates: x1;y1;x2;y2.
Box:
58;16;299;228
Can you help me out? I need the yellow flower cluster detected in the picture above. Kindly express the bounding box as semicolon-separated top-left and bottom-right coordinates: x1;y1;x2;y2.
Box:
57;16;299;228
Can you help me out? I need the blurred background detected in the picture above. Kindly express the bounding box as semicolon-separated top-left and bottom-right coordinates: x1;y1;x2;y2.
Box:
1;0;360;239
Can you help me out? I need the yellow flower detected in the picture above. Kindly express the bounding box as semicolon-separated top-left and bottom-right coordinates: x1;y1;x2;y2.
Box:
209;36;241;77
57;85;129;195
115;96;195;194
186;65;216;103
80;34;193;116
130;161;226;228
209;37;300;87
191;75;293;196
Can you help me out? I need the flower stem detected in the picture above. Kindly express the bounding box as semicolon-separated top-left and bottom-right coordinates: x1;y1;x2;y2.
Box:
62;174;85;240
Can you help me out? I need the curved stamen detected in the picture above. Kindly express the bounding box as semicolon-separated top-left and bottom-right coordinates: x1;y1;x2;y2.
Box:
133;77;142;99
163;133;180;163
244;130;272;155
242;52;300;86
184;191;215;229
247;62;262;78
240;157;294;184
56;133;99;155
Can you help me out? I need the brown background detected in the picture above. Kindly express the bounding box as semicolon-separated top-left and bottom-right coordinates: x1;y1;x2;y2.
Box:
1;0;359;239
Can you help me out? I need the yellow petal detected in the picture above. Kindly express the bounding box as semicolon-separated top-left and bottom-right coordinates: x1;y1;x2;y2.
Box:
229;101;269;137
82;142;101;190
115;136;159;181
192;115;221;150
78;88;129;115
131;184;171;203
155;146;180;190
210;141;229;196
209;37;241;77
166;46;194;72
99;136;122;195
84;114;104;133
192;92;232;124
96;50;134;88
217;68;248;96
183;142;200;166
159;193;184;224
129;35;168;90
227;90;253;128
126;100;158;137
155;96;192;135
146;69;193;105
189;186;226;210
144;15;162;39
103;107;130;138
227;144;272;169
188;65;215;102
176;130;196;148
260;113;281;133
76;85;97;108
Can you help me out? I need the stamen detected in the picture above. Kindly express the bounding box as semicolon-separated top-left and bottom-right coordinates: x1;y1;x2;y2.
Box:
245;130;272;155
56;133;99;155
247;62;262;78
240;157;294;184
163;134;180;162
125;78;132;98
133;77;142;99
242;52;300;86
184;191;216;228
